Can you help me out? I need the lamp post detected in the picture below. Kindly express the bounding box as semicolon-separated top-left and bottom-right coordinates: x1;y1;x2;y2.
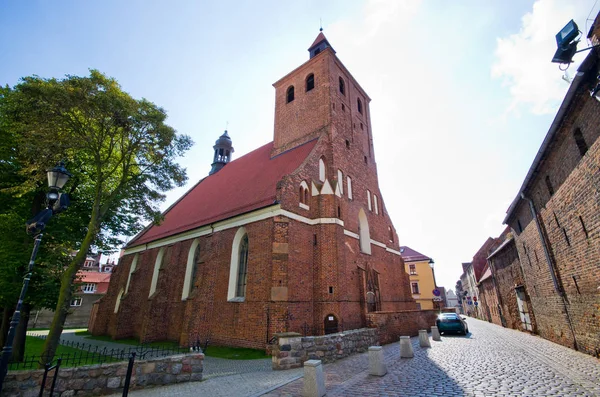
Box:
0;162;71;391
429;260;441;313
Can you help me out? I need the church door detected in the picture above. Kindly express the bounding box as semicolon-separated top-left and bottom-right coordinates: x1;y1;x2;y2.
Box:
324;314;338;334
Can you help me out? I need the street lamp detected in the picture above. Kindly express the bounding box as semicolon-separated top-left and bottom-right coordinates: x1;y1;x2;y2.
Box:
0;162;71;391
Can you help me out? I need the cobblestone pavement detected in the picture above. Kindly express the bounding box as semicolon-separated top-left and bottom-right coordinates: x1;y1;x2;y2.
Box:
264;317;600;397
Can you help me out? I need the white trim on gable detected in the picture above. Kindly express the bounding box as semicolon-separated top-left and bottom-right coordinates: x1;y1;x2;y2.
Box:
311;182;320;196
321;179;334;195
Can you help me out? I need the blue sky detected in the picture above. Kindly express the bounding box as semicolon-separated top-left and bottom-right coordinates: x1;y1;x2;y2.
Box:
1;0;598;291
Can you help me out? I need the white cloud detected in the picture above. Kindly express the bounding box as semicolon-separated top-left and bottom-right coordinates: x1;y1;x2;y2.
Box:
492;0;592;115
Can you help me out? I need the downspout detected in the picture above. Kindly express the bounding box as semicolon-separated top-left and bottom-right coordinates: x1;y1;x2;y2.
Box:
520;193;578;350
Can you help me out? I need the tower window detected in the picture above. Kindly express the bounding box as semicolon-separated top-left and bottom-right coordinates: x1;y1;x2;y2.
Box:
347;176;353;199
345;140;350;149
286;86;295;103
388;226;394;242
573;128;588;157
545;175;554;197
339;77;345;96
319;158;326;182
342;104;345;112
306;74;315;92
299;181;310;208
357;98;363;114
367;190;372;211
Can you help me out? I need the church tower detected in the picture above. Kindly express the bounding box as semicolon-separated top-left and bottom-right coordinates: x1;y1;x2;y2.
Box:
209;130;234;175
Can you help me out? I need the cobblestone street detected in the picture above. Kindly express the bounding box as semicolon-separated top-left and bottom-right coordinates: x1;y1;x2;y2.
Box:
264;317;600;397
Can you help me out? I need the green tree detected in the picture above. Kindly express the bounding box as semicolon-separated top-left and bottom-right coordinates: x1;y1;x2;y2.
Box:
1;70;192;365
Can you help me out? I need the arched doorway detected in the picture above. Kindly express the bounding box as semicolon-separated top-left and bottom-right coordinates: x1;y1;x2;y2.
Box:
324;314;338;335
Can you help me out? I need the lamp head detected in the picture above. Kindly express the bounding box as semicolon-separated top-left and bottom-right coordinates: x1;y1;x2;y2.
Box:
47;161;71;190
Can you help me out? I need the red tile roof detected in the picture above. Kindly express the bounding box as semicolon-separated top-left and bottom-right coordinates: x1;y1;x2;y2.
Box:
309;32;327;49
76;271;112;284
400;246;432;263
128;139;318;247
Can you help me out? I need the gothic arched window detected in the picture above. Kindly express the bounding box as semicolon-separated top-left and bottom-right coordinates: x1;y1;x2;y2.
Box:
286;86;295;103
182;239;200;300
124;254;138;294
339;77;345;96
148;247;165;297
228;228;250;301
306;74;315;92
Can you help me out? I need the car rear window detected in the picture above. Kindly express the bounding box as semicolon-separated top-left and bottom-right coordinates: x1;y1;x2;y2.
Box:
440;314;459;319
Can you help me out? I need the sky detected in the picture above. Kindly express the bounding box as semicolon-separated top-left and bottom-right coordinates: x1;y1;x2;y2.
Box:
1;0;598;291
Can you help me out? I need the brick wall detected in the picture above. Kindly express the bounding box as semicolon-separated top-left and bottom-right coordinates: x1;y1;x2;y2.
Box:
3;353;203;397
366;310;438;345
478;277;502;326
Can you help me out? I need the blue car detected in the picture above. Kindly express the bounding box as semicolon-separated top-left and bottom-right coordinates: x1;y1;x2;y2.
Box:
436;313;469;335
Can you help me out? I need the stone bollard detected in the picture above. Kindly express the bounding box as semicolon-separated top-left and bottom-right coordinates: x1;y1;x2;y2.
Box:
368;346;387;376
399;336;414;358
303;360;326;397
431;326;441;341
419;330;431;348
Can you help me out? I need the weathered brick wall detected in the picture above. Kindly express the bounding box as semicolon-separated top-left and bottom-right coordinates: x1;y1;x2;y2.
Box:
366;310;438;345
478;278;502;326
3;353;203;397
271;328;378;370
506;54;600;356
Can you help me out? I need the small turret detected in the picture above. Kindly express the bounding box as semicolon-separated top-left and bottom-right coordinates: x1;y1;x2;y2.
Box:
209;130;234;175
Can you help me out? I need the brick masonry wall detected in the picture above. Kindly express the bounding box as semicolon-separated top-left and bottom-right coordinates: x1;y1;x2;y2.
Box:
366;310;438;345
478;278;502;326
3;353;203;397
506;55;600;357
271;328;378;370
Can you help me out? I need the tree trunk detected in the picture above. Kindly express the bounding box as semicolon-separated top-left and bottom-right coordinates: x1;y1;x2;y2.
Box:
11;303;31;362
0;306;15;348
39;214;99;367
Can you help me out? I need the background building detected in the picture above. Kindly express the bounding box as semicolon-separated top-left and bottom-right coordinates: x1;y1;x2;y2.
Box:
401;246;437;310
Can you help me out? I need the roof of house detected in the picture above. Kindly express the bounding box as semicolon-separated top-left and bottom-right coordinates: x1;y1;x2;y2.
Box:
77;271;111;284
400;246;432;263
128;138;318;247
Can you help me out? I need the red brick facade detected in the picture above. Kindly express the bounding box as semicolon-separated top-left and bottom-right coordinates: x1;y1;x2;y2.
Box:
503;41;600;356
90;34;417;349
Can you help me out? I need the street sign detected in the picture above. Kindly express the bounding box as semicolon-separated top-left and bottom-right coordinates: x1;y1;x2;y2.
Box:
432;288;441;297
433;297;443;302
467;300;473;305
473;296;478;302
474;301;479;306
466;296;472;300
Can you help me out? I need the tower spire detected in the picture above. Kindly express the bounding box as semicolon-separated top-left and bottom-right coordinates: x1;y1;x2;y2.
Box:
209;130;234;175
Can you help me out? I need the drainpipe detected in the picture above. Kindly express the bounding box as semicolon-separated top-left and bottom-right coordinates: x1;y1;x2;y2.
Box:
520;193;578;350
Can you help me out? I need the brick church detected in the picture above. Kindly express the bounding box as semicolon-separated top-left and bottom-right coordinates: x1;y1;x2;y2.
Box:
90;32;418;349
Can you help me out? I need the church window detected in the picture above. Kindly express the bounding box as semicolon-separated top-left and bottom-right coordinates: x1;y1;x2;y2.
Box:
319;158;326;182
364;156;367;164
149;247;165;298
306;74;315;92
228;227;250;301
286;86;295;103
124;253;138;294
388;226;394;242
573;128;588;157
347;176;353;199
342;104;345;112
114;289;124;313
339;77;345;95
345;140;350;149
357;98;363;114
374;195;379;214
182;239;201;300
367;190;372;211
299;181;310;209
337;170;343;194
358;208;371;254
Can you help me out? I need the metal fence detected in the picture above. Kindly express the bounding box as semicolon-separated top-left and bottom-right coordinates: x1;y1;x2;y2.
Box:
9;335;207;370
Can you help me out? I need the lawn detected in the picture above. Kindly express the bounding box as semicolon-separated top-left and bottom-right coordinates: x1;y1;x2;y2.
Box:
75;331;269;360
9;336;118;369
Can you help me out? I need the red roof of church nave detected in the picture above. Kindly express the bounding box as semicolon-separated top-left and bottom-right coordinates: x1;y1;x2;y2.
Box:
128;139;318;247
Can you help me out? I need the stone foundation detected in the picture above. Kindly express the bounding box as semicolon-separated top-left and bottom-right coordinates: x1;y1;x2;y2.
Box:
271;328;378;370
3;353;203;397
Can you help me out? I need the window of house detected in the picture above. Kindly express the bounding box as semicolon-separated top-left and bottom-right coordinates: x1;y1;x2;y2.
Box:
319;158;326;182
357;98;363;114
227;228;249;301
339;77;345;95
358;208;371;254
409;264;417;275
83;283;96;293
84;260;93;267
337;170;343;195
286;86;295;103
367;190;372;211
70;297;82;307
573;128;588;157
411;282;420;295
306;74;315;92
347;176;353;199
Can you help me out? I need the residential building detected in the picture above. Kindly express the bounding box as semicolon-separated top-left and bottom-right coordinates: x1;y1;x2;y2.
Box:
401;246;437;310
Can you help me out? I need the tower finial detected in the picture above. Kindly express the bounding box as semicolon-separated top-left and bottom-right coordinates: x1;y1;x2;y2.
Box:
320;18;323;32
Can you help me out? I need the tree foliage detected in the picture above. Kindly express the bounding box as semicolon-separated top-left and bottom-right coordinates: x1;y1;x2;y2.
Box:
0;70;192;364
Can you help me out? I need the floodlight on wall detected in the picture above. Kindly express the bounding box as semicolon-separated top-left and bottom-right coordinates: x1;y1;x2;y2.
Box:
556;20;579;49
552;19;600;66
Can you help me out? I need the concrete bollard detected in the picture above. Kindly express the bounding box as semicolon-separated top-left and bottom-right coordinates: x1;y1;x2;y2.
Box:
431;326;441;341
303;359;326;397
368;346;387;376
419;330;431;348
399;336;414;358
